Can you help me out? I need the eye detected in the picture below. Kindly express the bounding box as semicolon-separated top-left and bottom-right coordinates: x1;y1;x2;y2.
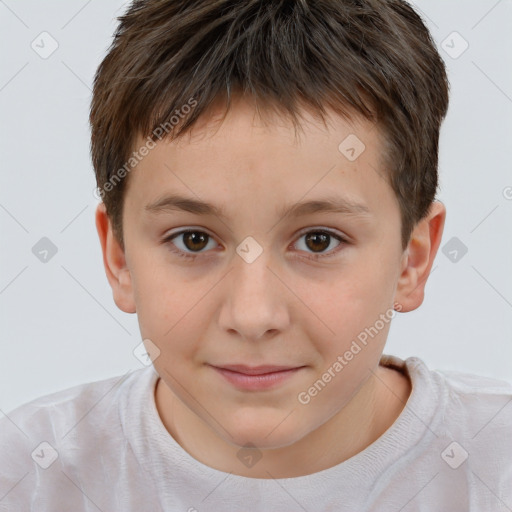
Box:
163;229;218;260
293;228;347;260
162;227;348;261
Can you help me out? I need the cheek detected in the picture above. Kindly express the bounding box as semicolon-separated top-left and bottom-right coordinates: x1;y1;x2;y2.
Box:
129;259;198;342
310;260;391;321
131;267;221;374
302;258;396;361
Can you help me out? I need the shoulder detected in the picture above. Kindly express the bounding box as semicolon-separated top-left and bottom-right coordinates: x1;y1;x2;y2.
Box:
0;369;144;504
410;358;512;479
408;357;512;434
435;366;512;445
433;365;512;424
1;369;135;440
403;356;512;417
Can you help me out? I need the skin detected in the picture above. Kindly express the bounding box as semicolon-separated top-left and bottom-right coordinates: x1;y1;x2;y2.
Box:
95;94;445;478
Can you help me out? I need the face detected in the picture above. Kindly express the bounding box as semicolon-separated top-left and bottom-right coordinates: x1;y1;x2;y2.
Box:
114;96;409;450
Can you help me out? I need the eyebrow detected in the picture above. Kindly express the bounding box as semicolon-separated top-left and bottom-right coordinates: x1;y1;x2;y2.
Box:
144;193;371;220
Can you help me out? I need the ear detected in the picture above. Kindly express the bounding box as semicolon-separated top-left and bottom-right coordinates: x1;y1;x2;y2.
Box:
394;200;446;313
95;202;136;314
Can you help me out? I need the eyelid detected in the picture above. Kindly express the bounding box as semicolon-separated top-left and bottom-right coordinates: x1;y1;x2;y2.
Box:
294;226;348;241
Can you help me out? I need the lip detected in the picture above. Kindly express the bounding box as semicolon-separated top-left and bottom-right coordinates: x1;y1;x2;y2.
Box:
213;364;301;375
209;364;305;391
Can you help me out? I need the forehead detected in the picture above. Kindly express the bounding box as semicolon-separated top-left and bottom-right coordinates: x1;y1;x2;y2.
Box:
124;97;395;223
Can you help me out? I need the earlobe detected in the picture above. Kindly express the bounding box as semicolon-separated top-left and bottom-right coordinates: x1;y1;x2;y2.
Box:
394;201;446;313
95;202;136;314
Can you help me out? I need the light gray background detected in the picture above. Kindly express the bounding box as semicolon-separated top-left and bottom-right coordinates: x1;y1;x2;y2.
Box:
1;0;511;413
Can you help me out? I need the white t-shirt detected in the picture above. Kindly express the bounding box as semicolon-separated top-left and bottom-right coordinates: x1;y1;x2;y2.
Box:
1;354;511;511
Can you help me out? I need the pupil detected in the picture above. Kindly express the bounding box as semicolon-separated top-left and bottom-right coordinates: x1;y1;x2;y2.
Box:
306;232;329;253
184;231;208;251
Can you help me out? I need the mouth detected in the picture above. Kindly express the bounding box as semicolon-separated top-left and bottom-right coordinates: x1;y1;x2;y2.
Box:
208;364;306;391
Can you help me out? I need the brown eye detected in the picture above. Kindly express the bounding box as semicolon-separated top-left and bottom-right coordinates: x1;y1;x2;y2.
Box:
304;232;331;253
164;229;217;259
181;231;209;251
294;229;347;259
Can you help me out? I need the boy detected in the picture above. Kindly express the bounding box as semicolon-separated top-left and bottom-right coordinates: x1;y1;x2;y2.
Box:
1;0;511;510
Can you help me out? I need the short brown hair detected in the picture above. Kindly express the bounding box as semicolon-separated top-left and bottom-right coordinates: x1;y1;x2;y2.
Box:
89;0;449;251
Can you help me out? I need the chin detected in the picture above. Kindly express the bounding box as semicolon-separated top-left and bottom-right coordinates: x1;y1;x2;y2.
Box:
229;432;301;451
222;415;307;450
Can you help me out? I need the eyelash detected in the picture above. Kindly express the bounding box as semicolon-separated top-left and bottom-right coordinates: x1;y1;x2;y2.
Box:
162;228;348;261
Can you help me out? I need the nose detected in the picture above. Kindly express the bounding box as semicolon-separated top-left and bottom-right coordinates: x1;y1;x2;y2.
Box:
217;246;290;342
